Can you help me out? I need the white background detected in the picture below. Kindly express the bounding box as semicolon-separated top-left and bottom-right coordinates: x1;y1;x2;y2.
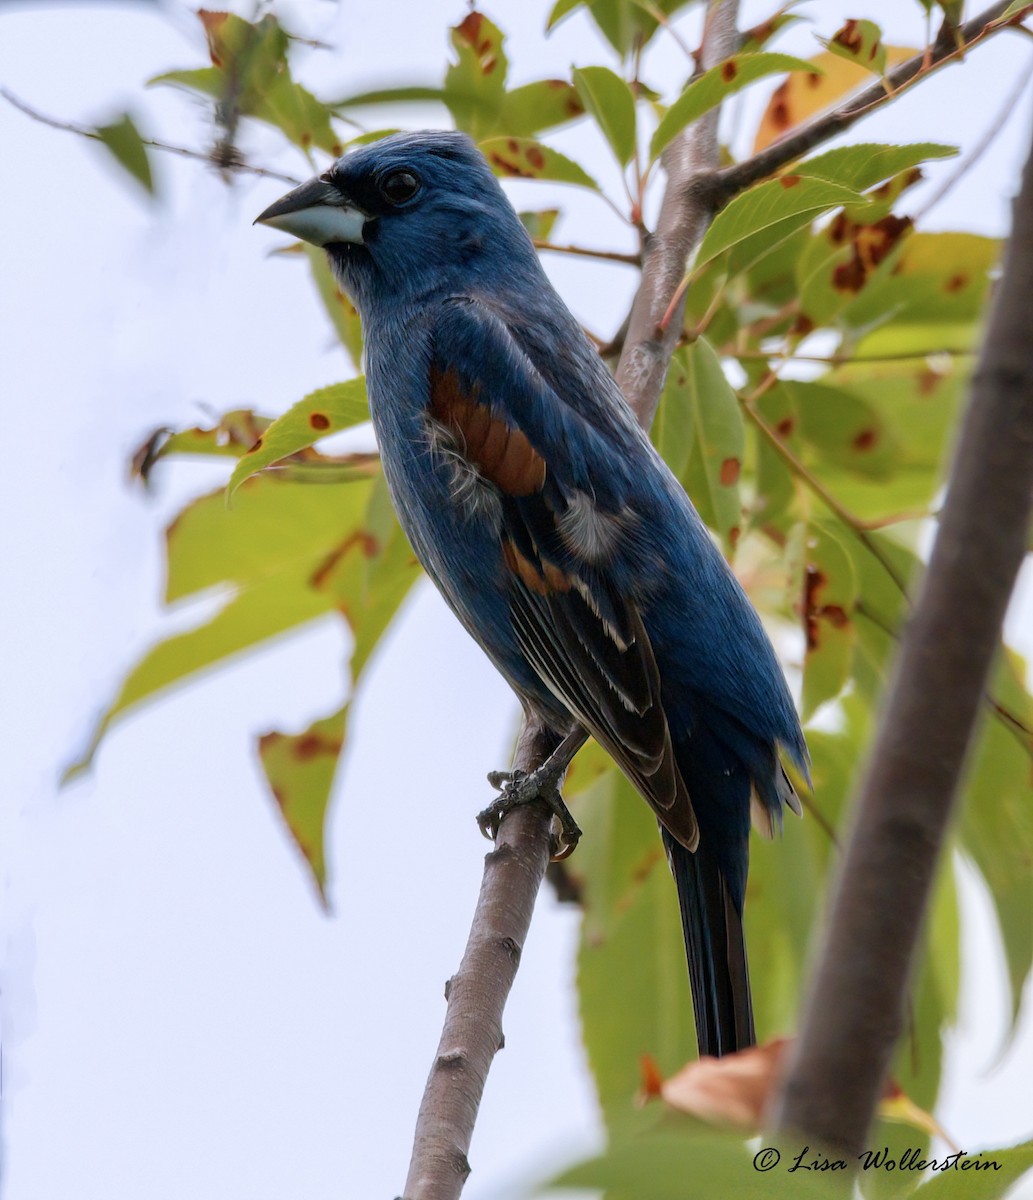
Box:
2;0;1032;1196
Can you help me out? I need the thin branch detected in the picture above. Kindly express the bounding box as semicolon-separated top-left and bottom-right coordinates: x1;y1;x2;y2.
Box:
730;348;975;365
705;1;1028;206
0;84;302;185
770;105;1033;1160
913;56;1033;222
532;240;641;266
616;0;741;428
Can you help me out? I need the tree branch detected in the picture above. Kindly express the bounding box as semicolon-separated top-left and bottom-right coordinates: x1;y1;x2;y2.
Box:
706;1;1029;205
0;84;302;185
770;105;1033;1159
401;720;560;1200
616;0;742;429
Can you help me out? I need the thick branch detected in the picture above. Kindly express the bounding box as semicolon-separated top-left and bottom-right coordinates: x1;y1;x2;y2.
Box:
709;1;1027;204
770;109;1033;1158
616;0;741;429
401;720;560;1200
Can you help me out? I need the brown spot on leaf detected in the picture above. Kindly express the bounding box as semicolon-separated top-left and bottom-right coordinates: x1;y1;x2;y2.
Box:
833;18;863;54
916;368;943;395
804;564;852;650
489;151;531;179
720;457;741;486
776;416;795;438
721;60;738;82
293;732;342;761
828;213;852;245
833;257;867;293
806;71;822;88
483;53;498;74
309;412;331;431
852;428;878;452
945;273;968;293
310;531;380;589
779;174;801;189
527;146;545;170
770;84;791;130
249;435;264;453
729;526;740;549
791;314;815;337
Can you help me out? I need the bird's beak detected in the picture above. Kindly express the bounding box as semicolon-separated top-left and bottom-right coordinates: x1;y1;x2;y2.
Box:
254;176;366;247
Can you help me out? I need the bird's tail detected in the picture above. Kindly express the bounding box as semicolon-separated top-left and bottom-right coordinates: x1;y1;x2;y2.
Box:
662;829;755;1057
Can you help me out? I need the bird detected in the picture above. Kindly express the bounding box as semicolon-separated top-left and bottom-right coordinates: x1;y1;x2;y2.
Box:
256;130;808;1058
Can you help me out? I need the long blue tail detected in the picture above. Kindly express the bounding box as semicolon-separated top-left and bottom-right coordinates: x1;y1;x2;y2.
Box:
662;829;755;1057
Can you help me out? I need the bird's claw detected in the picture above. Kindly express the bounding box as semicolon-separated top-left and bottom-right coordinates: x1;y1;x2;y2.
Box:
478;764;582;861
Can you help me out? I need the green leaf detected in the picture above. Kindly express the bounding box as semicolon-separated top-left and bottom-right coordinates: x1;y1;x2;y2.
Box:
650;53;819;161
500;79;585;135
821;18;888;75
445;11;508;137
656;340;744;552
796;521;858;717
548;0;700;55
797;142;957;194
695;176;863;269
258;705;348;906
911;1138;1033;1200
569;756;696;1123
1002;1;1033;17
95;113;155;195
479;136;599;189
518;208;561;241
960;651;1033;1022
148;67;224;99
573;65;637;166
553;1126;846;1200
227;380;370;496
783;379;900;479
329;83;450;108
300;244;364;367
258;74;344;156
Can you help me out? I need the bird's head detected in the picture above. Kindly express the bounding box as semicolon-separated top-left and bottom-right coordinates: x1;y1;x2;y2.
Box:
255;131;541;311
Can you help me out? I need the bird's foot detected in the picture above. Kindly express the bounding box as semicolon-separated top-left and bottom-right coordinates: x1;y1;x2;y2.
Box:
478;762;583;861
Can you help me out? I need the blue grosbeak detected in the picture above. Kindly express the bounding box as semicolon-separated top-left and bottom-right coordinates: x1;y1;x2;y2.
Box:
257;131;808;1057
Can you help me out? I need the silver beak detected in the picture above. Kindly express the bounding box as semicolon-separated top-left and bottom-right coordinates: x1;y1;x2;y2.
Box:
254;177;366;247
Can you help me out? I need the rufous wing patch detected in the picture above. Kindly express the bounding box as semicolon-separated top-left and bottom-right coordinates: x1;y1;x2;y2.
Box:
430;365;546;496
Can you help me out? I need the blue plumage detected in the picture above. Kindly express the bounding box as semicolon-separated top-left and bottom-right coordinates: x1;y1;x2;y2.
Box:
257;130;808;1057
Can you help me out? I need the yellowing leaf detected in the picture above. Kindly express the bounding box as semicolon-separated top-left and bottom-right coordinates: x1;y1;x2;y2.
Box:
753;46;916;153
259;706;348;906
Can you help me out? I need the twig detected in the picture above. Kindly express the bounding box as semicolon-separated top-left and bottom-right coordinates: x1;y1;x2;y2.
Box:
730;348;975;365
0;84;302;185
770;104;1033;1160
532;240;641;265
704;2;1027;207
616;0;741;427
913;57;1033;222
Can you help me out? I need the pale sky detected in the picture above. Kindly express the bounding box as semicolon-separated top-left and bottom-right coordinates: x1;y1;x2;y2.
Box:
2;1;1032;1197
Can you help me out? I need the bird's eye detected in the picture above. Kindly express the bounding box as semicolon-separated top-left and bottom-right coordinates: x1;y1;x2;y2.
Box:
380;170;420;205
